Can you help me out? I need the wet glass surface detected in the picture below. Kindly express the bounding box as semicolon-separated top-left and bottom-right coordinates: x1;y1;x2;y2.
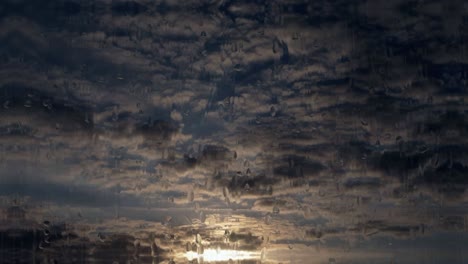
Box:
1;0;468;263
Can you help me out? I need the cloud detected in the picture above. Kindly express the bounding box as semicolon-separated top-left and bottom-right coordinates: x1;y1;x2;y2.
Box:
1;0;468;263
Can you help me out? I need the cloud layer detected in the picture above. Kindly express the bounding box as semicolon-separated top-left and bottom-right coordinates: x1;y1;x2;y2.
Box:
0;0;468;263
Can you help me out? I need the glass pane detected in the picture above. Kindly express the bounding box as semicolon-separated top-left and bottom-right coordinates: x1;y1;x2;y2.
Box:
0;0;467;263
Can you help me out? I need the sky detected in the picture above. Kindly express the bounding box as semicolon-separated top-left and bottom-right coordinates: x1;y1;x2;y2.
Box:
0;0;468;263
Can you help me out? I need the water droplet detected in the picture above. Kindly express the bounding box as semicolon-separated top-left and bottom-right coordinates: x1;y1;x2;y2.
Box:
418;144;428;153
187;190;194;202
272;206;280;215
264;213;272;224
270;106;277;117
3;101;9;109
199;211;206;223
98;232;105;242
266;185;273;195
195;234;202;243
112;112;118;122
223;186;230;197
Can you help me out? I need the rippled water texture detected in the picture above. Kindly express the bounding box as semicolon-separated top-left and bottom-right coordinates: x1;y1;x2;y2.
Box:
0;0;468;263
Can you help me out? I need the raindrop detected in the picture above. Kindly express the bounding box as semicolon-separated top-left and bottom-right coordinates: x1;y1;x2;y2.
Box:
432;154;439;167
272;206;280;215
24;100;32;108
418;144;428;153
223;186;230;198
267;185;273;195
112;112;118;122
42;100;52;109
151;242;158;257
196;233;202;244
197;243;204;254
270;106;277;117
187;190;194;202
264;213;272;224
98;232;105;242
3;101;9;109
84;113;90;124
199;211;206;223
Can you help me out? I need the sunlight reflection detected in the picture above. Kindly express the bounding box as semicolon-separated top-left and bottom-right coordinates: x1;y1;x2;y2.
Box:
184;248;261;262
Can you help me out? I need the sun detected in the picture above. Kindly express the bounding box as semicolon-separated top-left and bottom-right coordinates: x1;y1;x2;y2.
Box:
184;248;261;262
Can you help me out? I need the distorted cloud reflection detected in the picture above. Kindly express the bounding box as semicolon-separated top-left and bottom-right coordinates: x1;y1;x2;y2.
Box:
1;0;468;263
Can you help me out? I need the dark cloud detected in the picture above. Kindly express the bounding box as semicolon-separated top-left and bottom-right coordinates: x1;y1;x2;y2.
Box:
0;84;94;135
343;177;381;189
273;154;326;179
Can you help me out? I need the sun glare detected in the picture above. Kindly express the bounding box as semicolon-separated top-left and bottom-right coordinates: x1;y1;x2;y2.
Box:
184;248;261;262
